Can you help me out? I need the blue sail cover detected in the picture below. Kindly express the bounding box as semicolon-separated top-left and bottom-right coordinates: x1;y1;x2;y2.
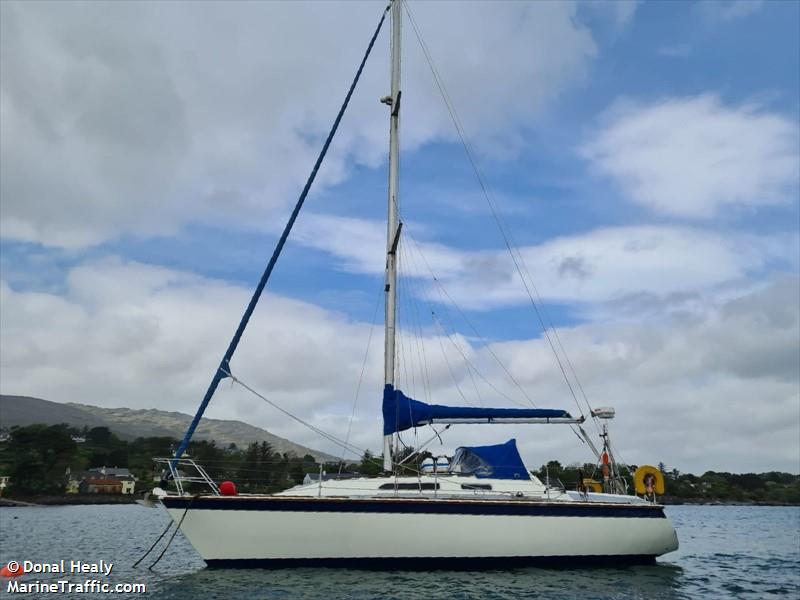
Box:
382;384;572;435
450;439;530;480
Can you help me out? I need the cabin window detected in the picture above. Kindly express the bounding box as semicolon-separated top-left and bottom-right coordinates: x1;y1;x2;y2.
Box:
461;484;492;491
379;483;440;491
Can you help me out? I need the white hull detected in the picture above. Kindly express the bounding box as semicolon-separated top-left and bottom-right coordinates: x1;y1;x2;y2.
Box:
162;494;678;567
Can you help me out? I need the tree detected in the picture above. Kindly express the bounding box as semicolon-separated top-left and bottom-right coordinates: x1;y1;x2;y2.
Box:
186;440;228;479
537;461;564;482
89;451;111;468
7;425;77;495
86;427;114;446
108;447;129;468
358;450;383;477
241;441;277;492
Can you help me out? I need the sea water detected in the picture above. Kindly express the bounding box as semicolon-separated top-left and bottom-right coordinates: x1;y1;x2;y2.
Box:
0;504;797;599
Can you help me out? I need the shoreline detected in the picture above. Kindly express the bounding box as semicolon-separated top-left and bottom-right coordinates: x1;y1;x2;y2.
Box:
0;495;138;507
662;498;800;506
1;495;797;507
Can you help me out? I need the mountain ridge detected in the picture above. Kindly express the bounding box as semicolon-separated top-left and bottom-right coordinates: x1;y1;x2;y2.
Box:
0;394;337;462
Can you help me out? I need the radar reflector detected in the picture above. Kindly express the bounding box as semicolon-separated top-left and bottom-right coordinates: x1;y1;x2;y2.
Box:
591;407;615;420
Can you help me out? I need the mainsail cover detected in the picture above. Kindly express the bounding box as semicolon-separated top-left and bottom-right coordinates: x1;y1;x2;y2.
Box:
382;384;574;435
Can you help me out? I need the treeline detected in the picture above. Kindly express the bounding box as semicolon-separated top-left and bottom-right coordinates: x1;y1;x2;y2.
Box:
1;424;797;504
536;460;800;504
0;424;380;497
652;462;800;504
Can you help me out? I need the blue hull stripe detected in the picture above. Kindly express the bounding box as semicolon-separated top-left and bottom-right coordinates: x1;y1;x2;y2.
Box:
205;555;657;570
162;496;665;519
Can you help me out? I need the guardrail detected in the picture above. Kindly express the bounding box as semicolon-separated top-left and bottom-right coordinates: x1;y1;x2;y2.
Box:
153;458;220;496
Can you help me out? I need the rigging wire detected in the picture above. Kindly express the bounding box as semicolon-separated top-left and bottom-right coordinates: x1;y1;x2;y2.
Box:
507;241;601;432
397;241;441;408
396;248;423;453
339;286;383;473
397;250;421;403
220;367;366;460
394;272;411;397
432;322;475;407
402;226;540;409
403;253;545;413
220;367;446;482
431;311;484;407
398;238;485;407
402;0;597;430
399;226;530;409
428;311;529;409
402;224;542;411
399;245;435;405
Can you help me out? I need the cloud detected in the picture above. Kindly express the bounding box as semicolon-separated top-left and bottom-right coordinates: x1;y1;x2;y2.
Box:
579;0;640;30
699;0;764;21
610;1;640;28
434;226;793;309
294;214;797;310
488;276;799;473
658;43;692;58
293;213;465;278
0;0;602;249
0;256;497;458
0;258;381;449
1;258;797;472
581;94;799;218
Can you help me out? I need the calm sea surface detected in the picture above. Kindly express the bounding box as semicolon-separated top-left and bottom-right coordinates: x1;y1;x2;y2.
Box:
0;504;798;599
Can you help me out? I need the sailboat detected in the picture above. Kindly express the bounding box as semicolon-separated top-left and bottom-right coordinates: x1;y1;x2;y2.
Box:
153;1;679;568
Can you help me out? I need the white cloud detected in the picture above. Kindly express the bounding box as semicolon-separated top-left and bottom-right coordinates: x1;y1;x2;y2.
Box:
581;95;799;218
434;226;792;309
0;257;492;457
0;258;381;451
579;0;640;30
489;277;800;473
1;258;797;472
0;0;603;248
294;214;796;310
604;0;640;28
658;43;692;58
293;213;465;278
611;1;640;28
699;0;764;21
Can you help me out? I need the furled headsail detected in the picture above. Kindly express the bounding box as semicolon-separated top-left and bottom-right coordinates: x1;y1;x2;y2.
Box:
382;384;583;435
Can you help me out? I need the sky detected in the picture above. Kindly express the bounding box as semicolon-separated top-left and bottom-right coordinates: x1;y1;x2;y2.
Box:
1;0;798;474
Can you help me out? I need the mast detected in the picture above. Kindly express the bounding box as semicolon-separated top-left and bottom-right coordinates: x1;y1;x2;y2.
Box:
382;0;402;471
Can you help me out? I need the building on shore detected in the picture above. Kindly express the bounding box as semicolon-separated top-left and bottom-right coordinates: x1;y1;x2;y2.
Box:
67;467;136;495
